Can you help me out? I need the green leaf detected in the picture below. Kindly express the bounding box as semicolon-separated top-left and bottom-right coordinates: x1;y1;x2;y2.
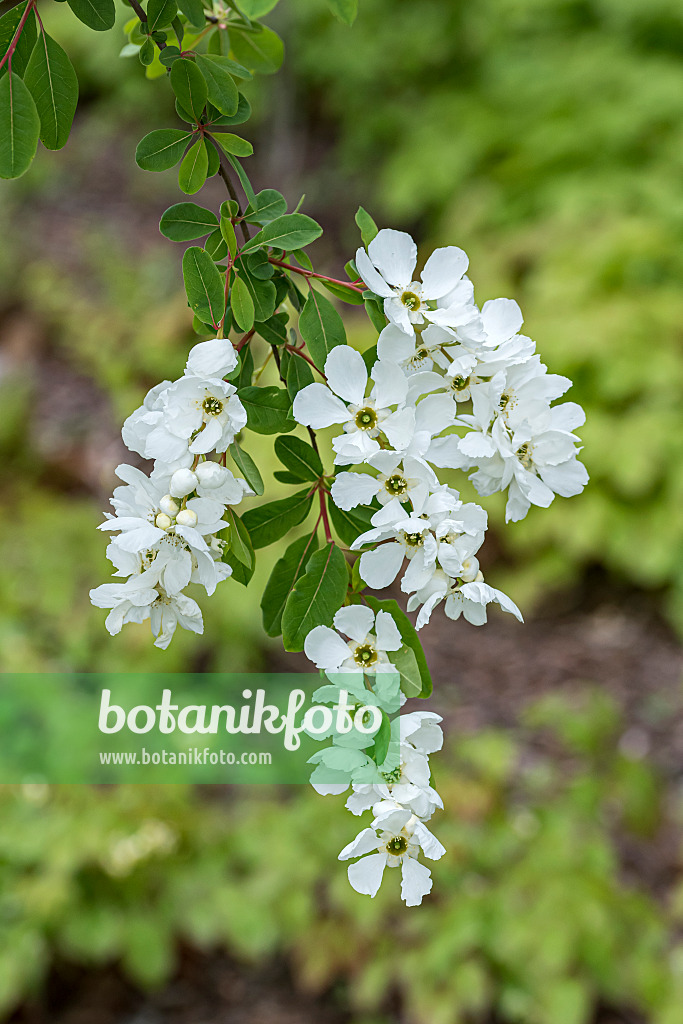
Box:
364;295;386;333
285;351;314;399
24;32;78;151
255;313;288;347
328;501;374;547
242;488;314;549
237;385;295;434
225;152;256;206
282;543;348;652
372;709;392;765
242;213;322;254
362;343;377;374
198;54;252;81
274;435;323;482
246;248;275;279
261;530;318;638
223;508;255;586
298;287;346;370
147;0;177;30
235;0;280;16
245;188;287;225
389;645;422;700
170;58;207;119
194;53;239;115
321;278;365;305
205;227;228;261
139;37;155;65
159;202;218;241
160;46;182;67
355;206;378;247
230;25;284;75
365;596;432;698
211;132;253;157
177;0;205;28
274;470;301;484
66;0;116;32
235;261;276;321
0;2;36;81
326;0;358;24
178;137;208;194
0;72;39;179
136;129;191;171
205;138;220;176
182;246;225;326
230;274;255;332
228;440;263;495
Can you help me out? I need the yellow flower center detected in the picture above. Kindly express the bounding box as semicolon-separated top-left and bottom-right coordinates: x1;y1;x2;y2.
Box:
355;407;377;430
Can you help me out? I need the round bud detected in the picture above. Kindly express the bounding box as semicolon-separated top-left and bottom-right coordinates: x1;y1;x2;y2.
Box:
195;461;226;488
159;494;180;517
169;468;198;498
155;512;172;530
176;509;198;528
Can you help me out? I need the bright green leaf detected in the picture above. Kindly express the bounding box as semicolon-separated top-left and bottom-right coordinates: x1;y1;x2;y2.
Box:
242;488;314;549
282;543;348;652
355;205;378;246
237;385;295;434
0;72;39;179
230;274;255;331
211;132;253;157
178;137;208;194
66;0;116;32
159;202;218;241
195;53;239;116
241;213;322;254
182;245;225;326
228;441;264;495
261;530;318;638
299;287;346;370
274;435;323;482
136;129;191;171
230;25;283;75
177;0;205;27
171;57;208;119
147;0;177;31
325;0;358;25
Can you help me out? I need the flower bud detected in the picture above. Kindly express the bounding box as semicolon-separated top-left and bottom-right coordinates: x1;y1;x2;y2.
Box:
159;494;180;517
169;468;198;498
195;461;226;489
155;512;172;530
176;509;198;528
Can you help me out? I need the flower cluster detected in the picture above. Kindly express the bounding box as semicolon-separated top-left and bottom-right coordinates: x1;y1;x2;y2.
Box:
294;228;587;632
90;339;251;649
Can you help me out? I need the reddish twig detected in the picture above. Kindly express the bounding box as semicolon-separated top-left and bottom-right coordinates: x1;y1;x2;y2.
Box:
269;258;364;293
0;0;36;73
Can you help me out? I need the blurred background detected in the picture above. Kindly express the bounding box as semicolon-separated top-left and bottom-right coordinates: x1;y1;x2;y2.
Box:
1;0;683;1021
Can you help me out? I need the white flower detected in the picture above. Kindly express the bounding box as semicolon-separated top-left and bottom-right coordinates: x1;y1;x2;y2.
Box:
346;736;443;820
338;805;445;906
304;605;402;673
90;573;204;649
184;337;237;379
356;229;471;336
98;465;230;596
407;568;523;629
292;347;413;464
331;454;438;513
141;375;247;463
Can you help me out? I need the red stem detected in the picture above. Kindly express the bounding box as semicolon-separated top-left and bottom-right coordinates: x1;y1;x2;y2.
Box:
0;0;36;72
284;344;325;379
268;258;364;293
318;485;332;543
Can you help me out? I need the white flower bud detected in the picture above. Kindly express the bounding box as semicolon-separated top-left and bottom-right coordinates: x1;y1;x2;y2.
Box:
195;461;227;488
176;509;198;528
155;512;172;530
169;468;198;498
159;494;180;517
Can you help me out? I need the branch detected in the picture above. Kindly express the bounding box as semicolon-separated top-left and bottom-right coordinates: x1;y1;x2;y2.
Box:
0;0;35;73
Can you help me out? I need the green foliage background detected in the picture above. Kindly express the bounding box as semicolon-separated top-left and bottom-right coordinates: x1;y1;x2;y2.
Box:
1;1;683;1022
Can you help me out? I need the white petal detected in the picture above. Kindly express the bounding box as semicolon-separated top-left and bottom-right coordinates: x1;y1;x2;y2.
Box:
481;298;523;343
374;610;402;651
304;625;351;670
334;604;375;643
161;550;193;594
412;821;447;860
420;246;469;299
414;393;455;435
293;383;349;429
325;345;368;406
339;827;381;860
355;247;394;297
459;432;497;458
111;525;165;552
371;359;408;409
377;323;417;364
331;472;379;511
348;853;387;897
185;338;237;378
368;229;417;287
382;408;416;451
400;857;433;906
539;458;588;497
359;543;405;589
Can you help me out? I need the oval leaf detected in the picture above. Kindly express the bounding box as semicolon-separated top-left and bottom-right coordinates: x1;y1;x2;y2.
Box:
170;57;208;120
228;441;264;496
274;435;323;482
195;53;238;116
230;25;283;75
25;32;78;151
66;0;116;31
241;213;322;254
178;136;208;194
230;274;255;332
136;128;191;171
147;0;178;30
242;488;314;549
0;72;40;179
211;132;253;158
299;287;347;370
261;530;318;638
282;542;348;652
237;385;295;435
182;245;225;326
159;202;218;241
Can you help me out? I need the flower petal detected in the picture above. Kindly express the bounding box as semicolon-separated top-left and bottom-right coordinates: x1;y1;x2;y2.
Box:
420;246;469;299
304;625;351;671
355;247;394;297
481;298;523;343
325;345;368;406
293;383;349;429
359;542;405;589
185;337;237;378
400;856;433;906
371;359;408;409
368;229;417;287
334;604;375;642
330;471;380;511
338;827;381;860
374;610;402;651
348;853;387;897
377;323;416;364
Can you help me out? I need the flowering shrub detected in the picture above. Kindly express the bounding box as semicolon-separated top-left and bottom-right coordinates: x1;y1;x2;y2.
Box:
1;0;587;905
